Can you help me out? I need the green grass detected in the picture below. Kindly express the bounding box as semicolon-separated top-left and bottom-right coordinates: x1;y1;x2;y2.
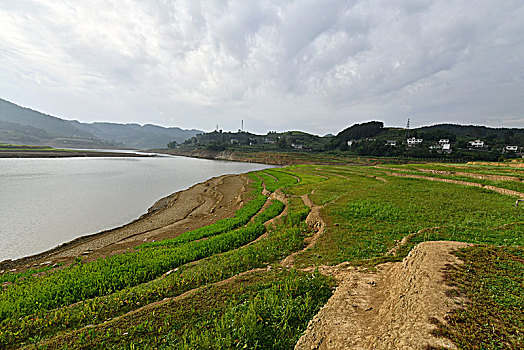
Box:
2;163;523;349
432;245;523;349
378;166;524;194
0;265;59;285
253;200;285;224
292;167;524;267
40;269;334;350
140;194;268;249
0;194;310;348
258;169;299;192
0;223;267;322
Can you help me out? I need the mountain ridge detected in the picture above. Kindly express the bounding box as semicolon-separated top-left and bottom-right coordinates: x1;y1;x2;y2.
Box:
0;98;202;149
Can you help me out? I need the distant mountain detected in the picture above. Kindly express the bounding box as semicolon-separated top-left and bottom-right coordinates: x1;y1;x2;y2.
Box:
0;98;202;149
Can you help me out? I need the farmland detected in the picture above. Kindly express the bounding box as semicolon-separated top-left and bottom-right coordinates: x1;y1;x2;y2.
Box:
0;162;522;349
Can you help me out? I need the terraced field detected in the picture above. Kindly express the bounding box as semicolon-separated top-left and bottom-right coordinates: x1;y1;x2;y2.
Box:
0;163;522;349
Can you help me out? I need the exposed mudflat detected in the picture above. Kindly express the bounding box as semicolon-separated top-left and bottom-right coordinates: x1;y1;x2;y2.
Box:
0;173;251;271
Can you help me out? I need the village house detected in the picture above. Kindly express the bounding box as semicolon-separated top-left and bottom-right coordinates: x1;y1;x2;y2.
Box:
504;145;519;152
406;137;423;146
291;143;303;150
385;140;397;146
469;140;485;148
429;143;452;154
230;139;239;145
439;139;450;145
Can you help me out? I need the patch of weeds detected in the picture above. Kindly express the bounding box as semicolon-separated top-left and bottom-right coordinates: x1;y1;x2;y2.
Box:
433;245;523;349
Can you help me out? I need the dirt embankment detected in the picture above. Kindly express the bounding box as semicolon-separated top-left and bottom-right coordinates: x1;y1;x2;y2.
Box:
159;149;284;164
296;241;470;350
0;174;251;272
382;170;524;198
416;168;522;182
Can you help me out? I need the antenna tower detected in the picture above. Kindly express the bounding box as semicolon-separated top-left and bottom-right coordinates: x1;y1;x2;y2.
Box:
241;119;244;132
406;118;410;138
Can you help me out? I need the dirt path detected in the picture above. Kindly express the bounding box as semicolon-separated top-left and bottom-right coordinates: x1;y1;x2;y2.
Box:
382;170;524;198
281;191;324;267
261;170;279;181
287;169;329;180
415;168;523;182
295;241;471;350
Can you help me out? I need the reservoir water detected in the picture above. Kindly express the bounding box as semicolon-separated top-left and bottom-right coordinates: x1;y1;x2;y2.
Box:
0;155;270;261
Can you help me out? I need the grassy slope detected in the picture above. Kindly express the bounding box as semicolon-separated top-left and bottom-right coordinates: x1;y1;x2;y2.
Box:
0;162;522;349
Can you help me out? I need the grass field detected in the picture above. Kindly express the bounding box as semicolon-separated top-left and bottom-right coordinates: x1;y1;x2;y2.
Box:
0;162;522;349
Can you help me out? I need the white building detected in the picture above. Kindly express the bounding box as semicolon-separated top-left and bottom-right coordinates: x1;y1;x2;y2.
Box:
469;140;485;148
347;140;355;147
439;139;450;145
442;143;452;153
386;140;397;146
505;145;518;152
291;143;303;149
406;137;423;146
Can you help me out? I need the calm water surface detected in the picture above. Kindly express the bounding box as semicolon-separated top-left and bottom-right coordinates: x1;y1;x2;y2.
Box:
0;155;270;261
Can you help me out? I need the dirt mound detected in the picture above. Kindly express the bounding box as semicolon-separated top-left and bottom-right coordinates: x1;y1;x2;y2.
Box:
295;241;470;350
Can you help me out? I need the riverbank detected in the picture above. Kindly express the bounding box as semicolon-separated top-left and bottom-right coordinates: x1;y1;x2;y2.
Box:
0;149;153;158
0;173;252;273
155;148;383;166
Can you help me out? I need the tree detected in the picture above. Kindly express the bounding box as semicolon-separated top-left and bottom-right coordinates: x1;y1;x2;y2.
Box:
336;121;384;144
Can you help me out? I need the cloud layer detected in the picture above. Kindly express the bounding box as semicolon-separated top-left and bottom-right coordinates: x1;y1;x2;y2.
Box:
1;0;523;134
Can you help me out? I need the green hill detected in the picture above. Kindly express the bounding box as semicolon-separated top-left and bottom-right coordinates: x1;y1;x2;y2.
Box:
0;98;201;149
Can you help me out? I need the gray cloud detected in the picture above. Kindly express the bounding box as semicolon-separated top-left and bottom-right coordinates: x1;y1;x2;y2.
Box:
0;0;523;134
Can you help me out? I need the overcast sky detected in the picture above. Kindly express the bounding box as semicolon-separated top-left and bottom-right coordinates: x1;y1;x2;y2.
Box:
0;1;523;135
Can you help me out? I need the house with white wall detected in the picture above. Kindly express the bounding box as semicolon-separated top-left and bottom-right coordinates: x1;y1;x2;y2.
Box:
469;140;485;148
406;137;423;146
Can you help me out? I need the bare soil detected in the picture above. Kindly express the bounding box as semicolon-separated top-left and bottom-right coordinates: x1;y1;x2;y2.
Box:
295;241;471;350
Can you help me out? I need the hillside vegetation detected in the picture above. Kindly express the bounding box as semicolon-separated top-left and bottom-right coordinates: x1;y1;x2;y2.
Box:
0;98;201;149
0;162;522;349
175;121;524;161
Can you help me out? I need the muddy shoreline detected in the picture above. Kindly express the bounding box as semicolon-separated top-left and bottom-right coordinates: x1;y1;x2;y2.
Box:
0;172;254;273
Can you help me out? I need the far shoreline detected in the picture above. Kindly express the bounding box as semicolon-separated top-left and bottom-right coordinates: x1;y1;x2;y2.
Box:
0;149;155;158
